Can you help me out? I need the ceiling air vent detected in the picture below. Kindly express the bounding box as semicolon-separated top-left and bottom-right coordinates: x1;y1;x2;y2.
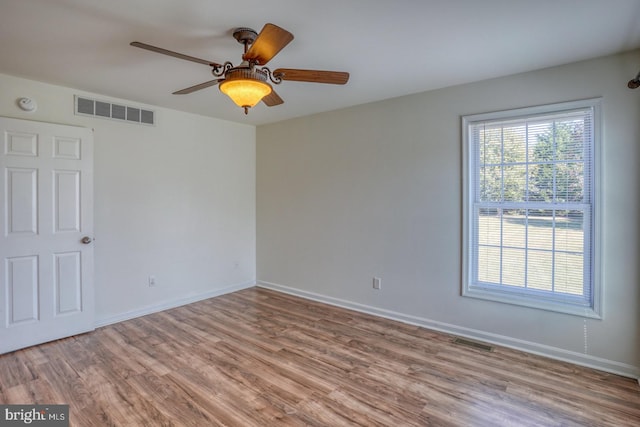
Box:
74;96;155;126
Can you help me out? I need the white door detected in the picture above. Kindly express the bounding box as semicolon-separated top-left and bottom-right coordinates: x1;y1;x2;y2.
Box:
0;117;94;354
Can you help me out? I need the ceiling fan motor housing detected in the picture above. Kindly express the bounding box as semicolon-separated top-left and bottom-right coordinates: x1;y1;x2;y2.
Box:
224;66;269;83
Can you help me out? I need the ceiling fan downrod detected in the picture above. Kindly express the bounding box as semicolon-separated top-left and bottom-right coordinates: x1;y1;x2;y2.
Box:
232;27;258;54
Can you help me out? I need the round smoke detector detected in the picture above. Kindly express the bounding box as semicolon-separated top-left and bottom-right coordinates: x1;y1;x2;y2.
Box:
18;97;37;112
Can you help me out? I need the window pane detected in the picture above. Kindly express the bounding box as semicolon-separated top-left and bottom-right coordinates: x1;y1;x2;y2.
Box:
503;165;526;201
528;163;554;202
478;211;501;246
502;248;525;287
503;125;526;163
502;213;525;248
527;250;553;291
479;127;502;166
478;246;501;283
555;119;585;161
554;213;584;253
527;120;552;159
554;252;583;295
479;166;502;201
526;210;554;250
555;162;584;203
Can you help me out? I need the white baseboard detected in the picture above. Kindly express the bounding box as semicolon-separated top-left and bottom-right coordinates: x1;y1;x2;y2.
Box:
257;280;640;381
94;280;256;328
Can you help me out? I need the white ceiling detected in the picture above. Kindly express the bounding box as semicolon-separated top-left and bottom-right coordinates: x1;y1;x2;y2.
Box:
1;0;640;125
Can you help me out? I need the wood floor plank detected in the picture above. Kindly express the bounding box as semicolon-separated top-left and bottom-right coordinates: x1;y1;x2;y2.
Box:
0;287;638;426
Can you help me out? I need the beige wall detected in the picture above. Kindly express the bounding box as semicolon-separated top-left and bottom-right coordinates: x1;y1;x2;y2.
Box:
257;50;640;376
0;73;256;323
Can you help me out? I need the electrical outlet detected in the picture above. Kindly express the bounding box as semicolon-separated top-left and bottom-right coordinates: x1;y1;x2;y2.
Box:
148;275;156;287
373;277;382;290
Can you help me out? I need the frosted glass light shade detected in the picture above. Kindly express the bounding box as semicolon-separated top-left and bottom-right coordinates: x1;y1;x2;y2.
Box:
219;79;272;108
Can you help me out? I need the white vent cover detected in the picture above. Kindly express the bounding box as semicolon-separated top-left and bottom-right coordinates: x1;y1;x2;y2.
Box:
74;96;155;126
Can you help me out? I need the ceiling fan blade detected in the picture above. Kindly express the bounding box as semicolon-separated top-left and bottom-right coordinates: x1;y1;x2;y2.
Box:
262;89;284;106
172;79;222;95
273;69;349;85
130;41;221;67
243;23;294;65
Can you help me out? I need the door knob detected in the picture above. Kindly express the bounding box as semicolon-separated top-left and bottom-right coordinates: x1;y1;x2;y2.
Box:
81;236;93;244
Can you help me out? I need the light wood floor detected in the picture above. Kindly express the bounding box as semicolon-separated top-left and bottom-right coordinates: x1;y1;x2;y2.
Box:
0;288;638;426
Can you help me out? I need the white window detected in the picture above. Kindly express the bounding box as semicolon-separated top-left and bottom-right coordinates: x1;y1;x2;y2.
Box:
462;99;601;318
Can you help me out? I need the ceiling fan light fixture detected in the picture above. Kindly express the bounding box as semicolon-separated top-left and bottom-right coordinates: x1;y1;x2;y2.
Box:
219;67;272;113
130;23;349;115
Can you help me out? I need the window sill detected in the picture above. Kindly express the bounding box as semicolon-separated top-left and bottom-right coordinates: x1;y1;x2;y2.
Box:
462;285;602;319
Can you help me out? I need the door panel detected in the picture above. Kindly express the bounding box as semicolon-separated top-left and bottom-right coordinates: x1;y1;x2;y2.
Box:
5;131;38;156
54;251;82;315
6;167;38;235
54;170;81;233
0;117;94;354
6;255;39;325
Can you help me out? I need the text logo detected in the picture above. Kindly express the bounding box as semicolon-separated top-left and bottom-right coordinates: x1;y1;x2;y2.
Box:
0;405;68;426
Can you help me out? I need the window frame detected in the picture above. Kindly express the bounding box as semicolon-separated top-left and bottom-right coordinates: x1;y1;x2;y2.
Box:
461;99;602;319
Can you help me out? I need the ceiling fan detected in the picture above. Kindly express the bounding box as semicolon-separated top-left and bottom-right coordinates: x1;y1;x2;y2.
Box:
131;23;349;114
